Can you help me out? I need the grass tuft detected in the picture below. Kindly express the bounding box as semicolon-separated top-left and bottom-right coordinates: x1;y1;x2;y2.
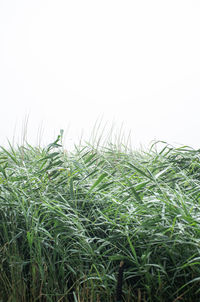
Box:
1;133;200;301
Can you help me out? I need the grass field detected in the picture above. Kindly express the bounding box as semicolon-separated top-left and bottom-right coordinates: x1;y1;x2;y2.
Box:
1;132;200;301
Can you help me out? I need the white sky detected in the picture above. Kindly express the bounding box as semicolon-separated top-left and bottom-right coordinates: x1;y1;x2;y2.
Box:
0;0;200;150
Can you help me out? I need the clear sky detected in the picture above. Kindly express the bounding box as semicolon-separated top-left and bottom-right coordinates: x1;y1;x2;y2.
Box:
1;0;200;150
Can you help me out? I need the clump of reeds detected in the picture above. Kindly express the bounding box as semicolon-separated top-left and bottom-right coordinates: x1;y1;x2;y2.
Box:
1;133;200;301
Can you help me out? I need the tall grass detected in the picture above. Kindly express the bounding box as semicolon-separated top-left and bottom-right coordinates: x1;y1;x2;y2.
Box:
1;133;200;301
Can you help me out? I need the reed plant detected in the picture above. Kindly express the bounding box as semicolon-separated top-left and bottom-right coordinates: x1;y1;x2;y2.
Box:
1;132;200;301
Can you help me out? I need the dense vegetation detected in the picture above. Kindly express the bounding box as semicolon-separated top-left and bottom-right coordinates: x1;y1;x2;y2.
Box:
1;133;200;301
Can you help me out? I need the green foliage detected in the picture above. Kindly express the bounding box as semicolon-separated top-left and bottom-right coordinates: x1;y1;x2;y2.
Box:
1;135;200;301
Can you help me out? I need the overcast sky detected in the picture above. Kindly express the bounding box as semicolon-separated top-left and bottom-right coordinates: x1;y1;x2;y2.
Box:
1;0;200;150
